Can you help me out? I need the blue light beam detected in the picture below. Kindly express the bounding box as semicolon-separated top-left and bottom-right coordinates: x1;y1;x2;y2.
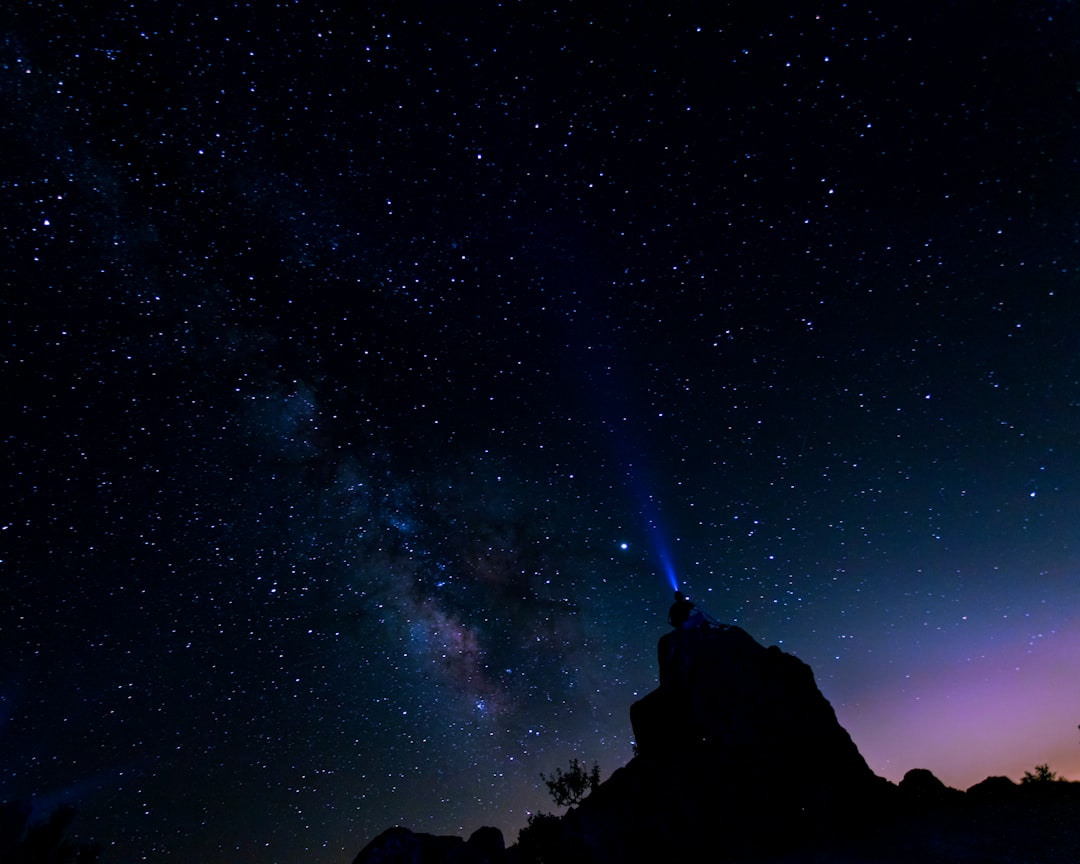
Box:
636;484;679;592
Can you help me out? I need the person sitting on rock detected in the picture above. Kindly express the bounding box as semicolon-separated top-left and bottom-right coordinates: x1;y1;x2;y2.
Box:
669;591;716;630
668;591;696;628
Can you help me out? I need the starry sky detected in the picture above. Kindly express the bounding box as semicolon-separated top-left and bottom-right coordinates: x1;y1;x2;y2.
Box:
4;2;1080;862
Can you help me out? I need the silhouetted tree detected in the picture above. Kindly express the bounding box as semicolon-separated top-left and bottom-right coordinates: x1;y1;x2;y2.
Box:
1021;763;1059;784
540;758;600;808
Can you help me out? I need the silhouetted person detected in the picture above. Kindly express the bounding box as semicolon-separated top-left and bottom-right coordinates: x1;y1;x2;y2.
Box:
668;591;695;628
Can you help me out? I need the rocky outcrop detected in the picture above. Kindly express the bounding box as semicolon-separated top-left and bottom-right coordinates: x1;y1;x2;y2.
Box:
352;825;504;864
547;624;893;862
634;624;884;800
350;623;1080;863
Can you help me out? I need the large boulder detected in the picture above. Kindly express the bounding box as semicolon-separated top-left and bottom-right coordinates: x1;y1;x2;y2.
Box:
632;625;884;802
350;623;1080;863
352;825;504;864
559;624;894;861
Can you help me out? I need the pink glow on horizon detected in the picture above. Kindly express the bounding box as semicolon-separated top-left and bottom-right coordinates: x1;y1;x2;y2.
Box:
833;623;1080;789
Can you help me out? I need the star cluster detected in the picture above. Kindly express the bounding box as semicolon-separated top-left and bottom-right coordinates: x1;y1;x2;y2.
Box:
4;3;1080;862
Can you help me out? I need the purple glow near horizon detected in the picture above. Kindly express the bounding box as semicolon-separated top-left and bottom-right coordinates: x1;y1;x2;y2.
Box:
6;4;1080;864
815;616;1080;790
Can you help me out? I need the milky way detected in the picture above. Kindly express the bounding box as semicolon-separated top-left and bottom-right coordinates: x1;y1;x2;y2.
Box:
4;3;1080;862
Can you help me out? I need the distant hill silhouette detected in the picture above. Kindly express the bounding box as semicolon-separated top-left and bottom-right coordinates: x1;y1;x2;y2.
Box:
353;624;1080;863
0;801;102;864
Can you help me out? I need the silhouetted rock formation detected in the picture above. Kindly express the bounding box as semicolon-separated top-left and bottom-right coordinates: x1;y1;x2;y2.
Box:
353;825;504;864
540;624;893;862
351;624;1080;863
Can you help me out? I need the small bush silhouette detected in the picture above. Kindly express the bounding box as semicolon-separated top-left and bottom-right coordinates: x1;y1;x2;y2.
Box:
1021;763;1059;784
516;811;562;862
517;810;597;864
540;758;601;808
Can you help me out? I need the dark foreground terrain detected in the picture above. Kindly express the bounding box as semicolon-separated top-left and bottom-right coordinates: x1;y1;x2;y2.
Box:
354;625;1080;863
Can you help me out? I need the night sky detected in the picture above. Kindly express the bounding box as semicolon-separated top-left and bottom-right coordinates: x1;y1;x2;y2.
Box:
5;2;1080;862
